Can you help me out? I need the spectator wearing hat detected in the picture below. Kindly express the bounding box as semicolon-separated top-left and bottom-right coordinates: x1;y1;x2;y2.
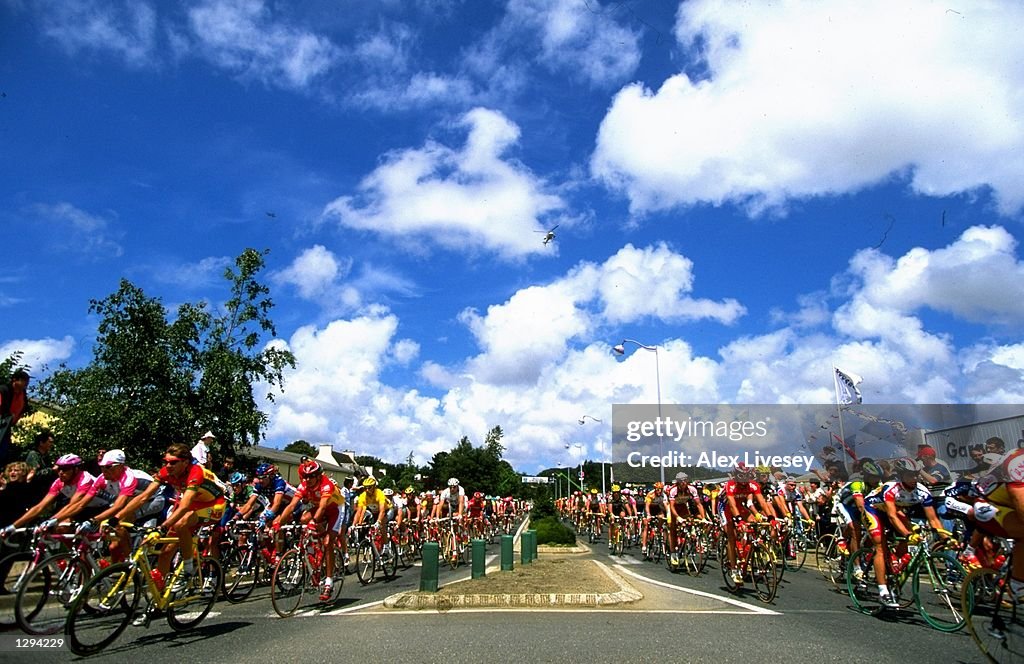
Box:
192;431;215;470
0;369;31;468
917;446;953;484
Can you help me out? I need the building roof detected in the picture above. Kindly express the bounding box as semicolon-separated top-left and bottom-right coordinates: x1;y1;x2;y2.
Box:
238;444;367;477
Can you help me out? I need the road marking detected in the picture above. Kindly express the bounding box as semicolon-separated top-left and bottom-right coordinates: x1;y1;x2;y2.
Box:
321;599;384;616
331;607;769;616
613;565;781;616
607;555;643;565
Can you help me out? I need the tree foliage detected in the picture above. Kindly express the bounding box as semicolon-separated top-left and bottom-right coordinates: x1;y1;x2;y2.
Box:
35;249;295;468
427;426;524;496
284;440;317;457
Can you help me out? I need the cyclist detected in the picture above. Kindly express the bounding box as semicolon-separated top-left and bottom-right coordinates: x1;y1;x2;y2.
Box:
833;460;884;554
354;476;391;535
118;442;227;593
642;482;668;558
862;458;950;608
73;450;164;560
274;461;345;601
433;477;466;521
667;472;706;567
724;463;777;587
949;445;1024;598
384;488;404;531
585;488;604;538
6;453;110;533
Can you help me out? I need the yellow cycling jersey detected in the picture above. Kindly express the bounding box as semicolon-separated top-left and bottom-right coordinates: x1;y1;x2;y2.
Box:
355;488;393;511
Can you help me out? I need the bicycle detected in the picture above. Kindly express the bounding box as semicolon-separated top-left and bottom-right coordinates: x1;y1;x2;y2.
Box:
847;527;967;631
675;518;711;577
722;521;779;603
960;542;1022;663
218;520;286;603
607;516;625;556
645;516;667;563
15;526;111;635
270;522;344;617
64;525;222;656
352;522;398;584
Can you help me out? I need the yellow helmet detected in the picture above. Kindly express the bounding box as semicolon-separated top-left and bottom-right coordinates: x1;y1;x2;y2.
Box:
362;476;377;487
611;484;621;492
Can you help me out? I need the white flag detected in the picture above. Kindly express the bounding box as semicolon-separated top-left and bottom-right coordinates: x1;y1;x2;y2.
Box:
835;367;863;405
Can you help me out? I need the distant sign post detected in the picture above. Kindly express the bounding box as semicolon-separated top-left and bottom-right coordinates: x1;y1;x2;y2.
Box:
521;476;552;484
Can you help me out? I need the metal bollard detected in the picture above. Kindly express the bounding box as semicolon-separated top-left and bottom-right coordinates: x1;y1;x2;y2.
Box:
420;541;439;592
472;539;486;579
501;534;514;571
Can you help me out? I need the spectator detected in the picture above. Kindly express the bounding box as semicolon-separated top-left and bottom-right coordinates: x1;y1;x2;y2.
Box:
917;446;953;484
216;455;236;483
191;431;215;469
963;445;988;479
23;429;54;479
985;436;1007;456
0;369;31;468
0;461;35;527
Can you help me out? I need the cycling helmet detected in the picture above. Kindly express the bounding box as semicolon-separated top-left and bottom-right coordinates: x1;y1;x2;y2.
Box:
447;477;460;487
404;486;415;494
299;460;322;479
693;481;704;489
674;472;689;482
621;488;631;495
362;476;378;487
255;463;276;478
473;491;483;499
590;487;599;494
228;471;247;485
55;453;84;467
860;460;883;478
892;457;920;476
653;482;664;490
755;465;771;474
734;463;754;481
611;484;621;492
383;488;394;496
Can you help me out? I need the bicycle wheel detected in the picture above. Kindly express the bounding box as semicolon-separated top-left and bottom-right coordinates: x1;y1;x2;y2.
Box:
223;546;258;603
356;540;376;584
167;557;222;631
786;532;809;571
815;534;843;586
962;567;1023;664
0;550;34;627
380;541;398;580
65;562;141;657
847;547;883;615
914;550;967;632
651;531;664;564
750;543;779;603
721;544;739;592
270;549;307;617
685;529;709;577
16;552;90;635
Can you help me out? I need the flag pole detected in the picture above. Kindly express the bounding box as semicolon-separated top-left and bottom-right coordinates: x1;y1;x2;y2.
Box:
832;364;850;473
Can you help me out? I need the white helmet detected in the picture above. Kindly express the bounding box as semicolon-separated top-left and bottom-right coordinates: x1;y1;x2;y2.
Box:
447;477;460;487
383;488;394;496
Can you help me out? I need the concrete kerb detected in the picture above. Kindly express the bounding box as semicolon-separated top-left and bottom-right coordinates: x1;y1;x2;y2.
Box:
382;560;642;610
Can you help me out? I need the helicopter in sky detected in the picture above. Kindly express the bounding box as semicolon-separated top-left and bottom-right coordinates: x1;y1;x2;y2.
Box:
534;225;559;246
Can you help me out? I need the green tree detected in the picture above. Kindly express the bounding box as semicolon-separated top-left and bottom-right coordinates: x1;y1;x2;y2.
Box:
36;249;295;468
284;440;317;457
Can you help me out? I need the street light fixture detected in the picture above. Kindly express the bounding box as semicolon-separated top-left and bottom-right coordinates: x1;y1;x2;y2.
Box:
578;414;606;494
565;442;584;492
612;338;664;484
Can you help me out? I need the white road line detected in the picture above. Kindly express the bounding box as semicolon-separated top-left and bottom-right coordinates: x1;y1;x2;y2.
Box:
334;608;767;616
612;565;781;616
321;599;384;615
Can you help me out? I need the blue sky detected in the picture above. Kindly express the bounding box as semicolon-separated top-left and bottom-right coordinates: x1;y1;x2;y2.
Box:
2;0;1023;475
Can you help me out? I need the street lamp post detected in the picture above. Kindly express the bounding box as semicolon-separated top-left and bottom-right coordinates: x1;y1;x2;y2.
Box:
612;338;664;485
578;415;605;494
565;442;583;492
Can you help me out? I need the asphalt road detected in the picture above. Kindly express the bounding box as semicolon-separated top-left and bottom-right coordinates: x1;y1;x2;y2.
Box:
0;533;991;663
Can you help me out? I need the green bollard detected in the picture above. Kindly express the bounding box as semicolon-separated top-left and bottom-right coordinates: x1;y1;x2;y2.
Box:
501;534;514;571
472;539;486;579
420;541;439;592
527;529;537;560
521;531;533;565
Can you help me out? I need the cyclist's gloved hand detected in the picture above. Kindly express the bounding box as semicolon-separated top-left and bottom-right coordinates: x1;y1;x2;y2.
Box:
907;532;923;545
935;528;953;541
261;509;276;522
76;520;98;535
0;524;15;538
39;518;58;531
305;521;319;532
